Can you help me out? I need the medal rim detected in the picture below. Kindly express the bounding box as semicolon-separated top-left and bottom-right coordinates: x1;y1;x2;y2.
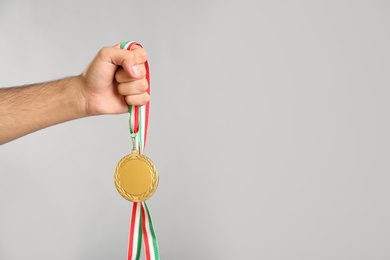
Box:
114;153;158;202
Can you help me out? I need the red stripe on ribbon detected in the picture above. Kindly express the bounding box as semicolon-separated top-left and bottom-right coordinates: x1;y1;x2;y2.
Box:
141;204;151;260
128;202;138;260
126;41;150;137
144;60;150;147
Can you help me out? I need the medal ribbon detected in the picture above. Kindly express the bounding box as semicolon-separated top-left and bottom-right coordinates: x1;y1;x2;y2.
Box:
120;40;159;260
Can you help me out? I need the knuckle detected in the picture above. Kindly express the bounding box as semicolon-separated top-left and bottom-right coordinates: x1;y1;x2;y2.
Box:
128;51;136;61
138;49;148;61
142;50;148;61
143;93;150;103
98;46;111;58
124;52;135;63
125;95;133;104
139;79;149;91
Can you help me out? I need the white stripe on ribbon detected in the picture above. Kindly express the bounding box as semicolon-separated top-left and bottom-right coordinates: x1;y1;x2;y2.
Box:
123;41;134;50
142;202;156;259
130;202;141;260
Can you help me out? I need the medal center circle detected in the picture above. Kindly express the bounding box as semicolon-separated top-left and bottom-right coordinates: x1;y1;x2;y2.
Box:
119;159;152;195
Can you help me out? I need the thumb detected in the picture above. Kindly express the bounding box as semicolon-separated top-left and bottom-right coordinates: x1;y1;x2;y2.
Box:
99;45;147;79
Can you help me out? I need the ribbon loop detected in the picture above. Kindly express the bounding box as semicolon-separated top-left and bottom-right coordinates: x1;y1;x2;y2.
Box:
120;40;150;154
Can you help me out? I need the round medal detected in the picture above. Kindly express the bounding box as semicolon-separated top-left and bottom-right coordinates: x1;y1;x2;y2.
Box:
114;150;158;202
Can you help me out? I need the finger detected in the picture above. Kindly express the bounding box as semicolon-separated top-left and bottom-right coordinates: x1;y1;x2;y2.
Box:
115;65;146;83
97;46;147;78
125;92;150;106
117;78;149;96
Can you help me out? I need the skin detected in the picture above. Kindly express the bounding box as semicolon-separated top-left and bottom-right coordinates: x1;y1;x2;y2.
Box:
0;43;149;145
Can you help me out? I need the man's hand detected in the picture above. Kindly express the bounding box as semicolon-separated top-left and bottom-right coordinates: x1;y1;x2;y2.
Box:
0;42;150;144
79;44;149;116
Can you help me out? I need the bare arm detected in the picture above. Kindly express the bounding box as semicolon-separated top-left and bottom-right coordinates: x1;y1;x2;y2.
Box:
0;77;86;144
0;44;149;144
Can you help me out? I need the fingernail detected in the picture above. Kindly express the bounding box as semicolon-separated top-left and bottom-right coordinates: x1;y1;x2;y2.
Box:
131;65;141;77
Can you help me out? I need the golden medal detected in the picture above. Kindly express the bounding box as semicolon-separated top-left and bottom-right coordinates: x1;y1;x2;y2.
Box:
114;147;158;202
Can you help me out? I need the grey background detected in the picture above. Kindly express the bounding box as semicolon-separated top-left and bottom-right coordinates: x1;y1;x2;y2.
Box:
0;0;390;259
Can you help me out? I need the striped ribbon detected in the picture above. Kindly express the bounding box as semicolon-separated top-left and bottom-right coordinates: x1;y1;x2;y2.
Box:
120;40;159;260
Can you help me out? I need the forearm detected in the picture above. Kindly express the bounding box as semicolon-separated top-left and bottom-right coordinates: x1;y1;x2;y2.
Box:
0;76;86;144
